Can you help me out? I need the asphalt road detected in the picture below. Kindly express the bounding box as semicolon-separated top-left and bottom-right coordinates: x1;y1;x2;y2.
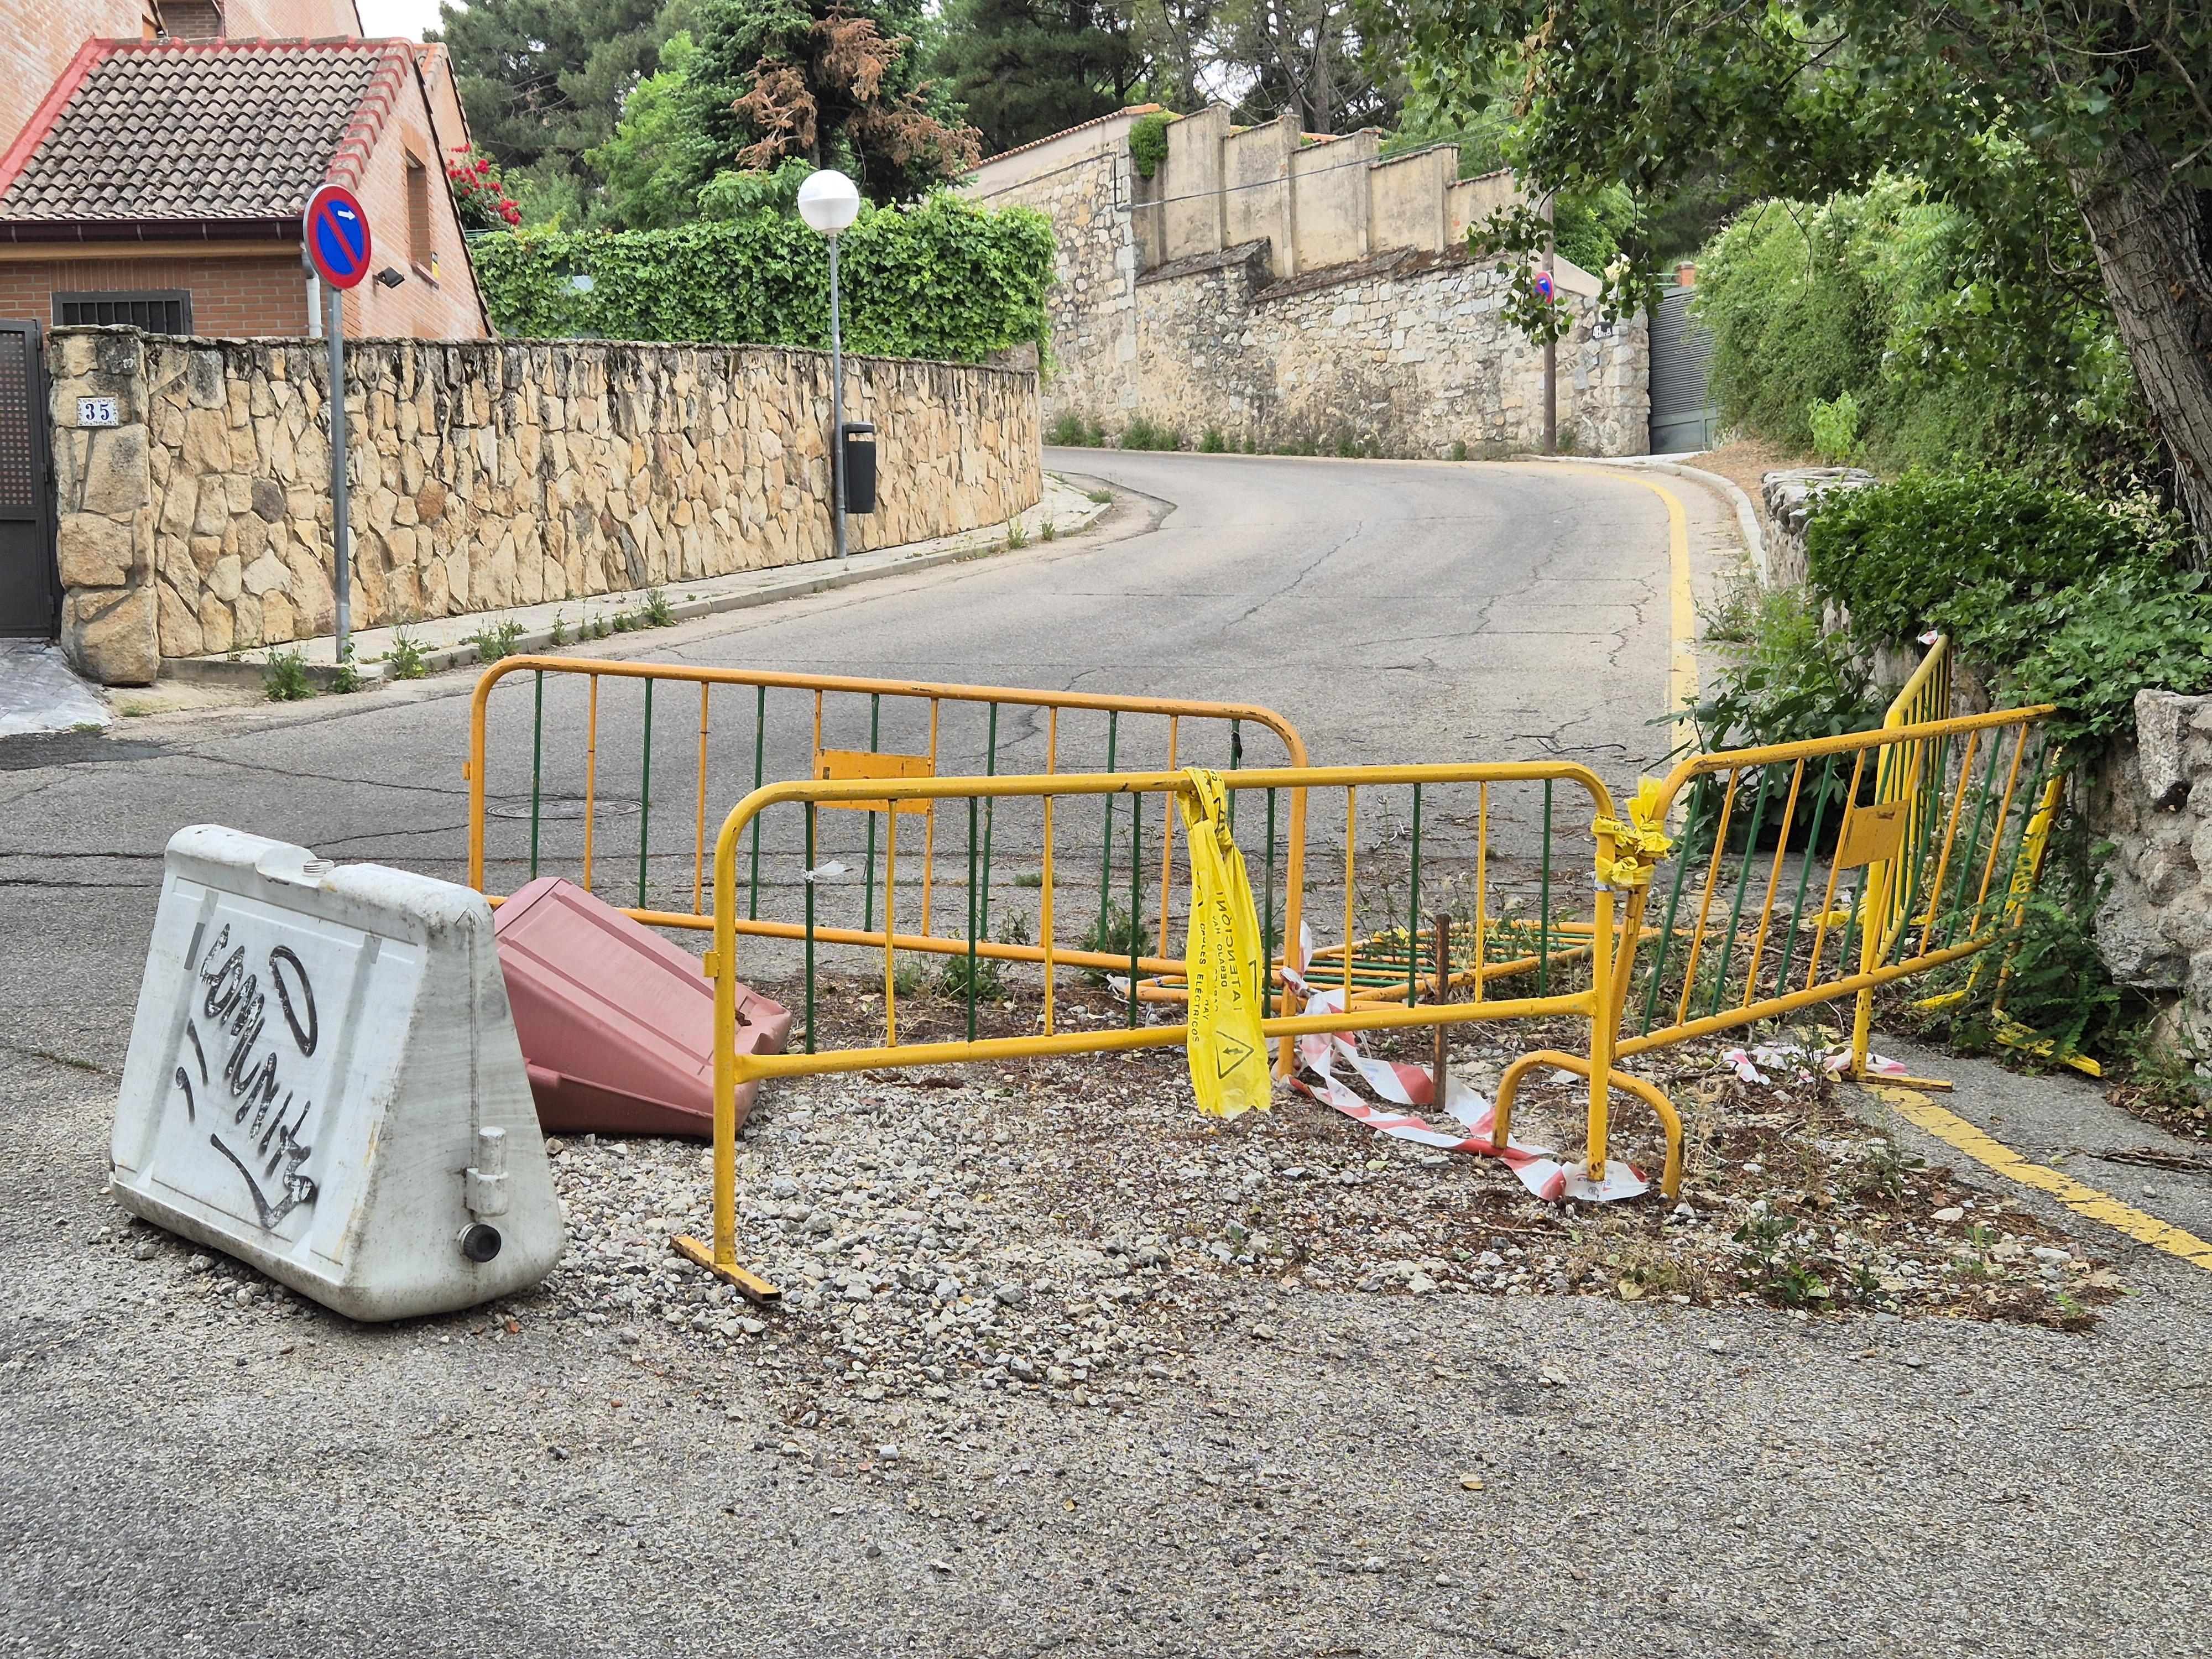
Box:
4;453;2209;1657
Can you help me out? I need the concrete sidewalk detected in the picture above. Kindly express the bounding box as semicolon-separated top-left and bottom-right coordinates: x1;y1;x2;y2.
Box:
0;640;111;737
166;473;1107;691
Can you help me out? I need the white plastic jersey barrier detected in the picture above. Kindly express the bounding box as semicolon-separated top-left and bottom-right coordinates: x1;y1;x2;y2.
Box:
112;826;564;1321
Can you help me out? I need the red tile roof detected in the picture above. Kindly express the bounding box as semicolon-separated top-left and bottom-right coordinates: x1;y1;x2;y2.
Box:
0;37;415;225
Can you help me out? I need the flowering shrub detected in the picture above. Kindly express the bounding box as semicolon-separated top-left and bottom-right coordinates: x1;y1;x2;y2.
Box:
447;146;521;232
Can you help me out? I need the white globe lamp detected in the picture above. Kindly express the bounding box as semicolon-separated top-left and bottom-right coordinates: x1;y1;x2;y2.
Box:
797;169;862;558
796;168;861;236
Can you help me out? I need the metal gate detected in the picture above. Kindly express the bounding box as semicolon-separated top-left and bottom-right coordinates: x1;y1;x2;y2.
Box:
1648;285;1719;454
0;320;56;637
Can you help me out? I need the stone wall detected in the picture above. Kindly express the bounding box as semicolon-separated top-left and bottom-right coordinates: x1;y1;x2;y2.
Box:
46;327;1041;684
1126;242;1646;458
969;132;1144;440
2093;691;2212;1055
1759;466;1876;588
966;109;1646;457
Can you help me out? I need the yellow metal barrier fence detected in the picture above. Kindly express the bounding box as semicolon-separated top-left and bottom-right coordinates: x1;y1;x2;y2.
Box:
463;656;1312;1063
1590;703;2055;1060
676;763;1687;1295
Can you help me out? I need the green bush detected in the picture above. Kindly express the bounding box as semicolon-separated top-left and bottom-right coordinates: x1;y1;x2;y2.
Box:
1807;390;1862;465
1678;581;1879;753
472;192;1055;363
1119;415;1181;452
1047;411;1104;446
1694;174;2147;480
2008;562;2212;748
1129;113;1173;181
1673;581;1880;847
1806;472;2153;649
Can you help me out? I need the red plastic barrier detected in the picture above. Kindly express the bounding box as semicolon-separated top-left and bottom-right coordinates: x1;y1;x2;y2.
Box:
492;877;791;1137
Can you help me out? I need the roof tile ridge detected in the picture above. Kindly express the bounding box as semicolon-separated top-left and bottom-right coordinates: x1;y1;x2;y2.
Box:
327;39;415;192
0;38;113;207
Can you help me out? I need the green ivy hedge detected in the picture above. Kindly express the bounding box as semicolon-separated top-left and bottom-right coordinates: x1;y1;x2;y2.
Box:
471;193;1056;364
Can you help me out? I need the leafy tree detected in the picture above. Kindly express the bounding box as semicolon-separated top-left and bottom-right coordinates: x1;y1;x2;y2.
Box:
588;29;721;227
1383;0;2212;565
432;0;677;194
932;0;1142;155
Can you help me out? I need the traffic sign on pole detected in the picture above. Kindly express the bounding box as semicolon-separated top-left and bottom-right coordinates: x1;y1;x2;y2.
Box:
303;183;372;290
302;182;369;669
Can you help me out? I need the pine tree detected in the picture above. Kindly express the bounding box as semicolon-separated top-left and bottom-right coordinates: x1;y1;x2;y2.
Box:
932;0;1141;156
432;0;675;194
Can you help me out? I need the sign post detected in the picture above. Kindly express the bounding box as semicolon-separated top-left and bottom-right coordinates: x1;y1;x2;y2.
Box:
301;183;371;669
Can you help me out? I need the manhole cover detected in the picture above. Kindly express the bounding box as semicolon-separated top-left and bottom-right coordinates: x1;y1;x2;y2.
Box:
487;795;640;820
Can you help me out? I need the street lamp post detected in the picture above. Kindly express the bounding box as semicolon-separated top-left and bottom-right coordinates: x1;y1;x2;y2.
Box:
797;169;862;560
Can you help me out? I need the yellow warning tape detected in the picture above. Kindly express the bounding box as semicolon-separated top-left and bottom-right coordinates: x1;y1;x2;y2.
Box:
1866;1083;2212;1272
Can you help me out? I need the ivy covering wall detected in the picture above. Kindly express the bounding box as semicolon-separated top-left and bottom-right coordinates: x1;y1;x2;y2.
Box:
471;194;1056;362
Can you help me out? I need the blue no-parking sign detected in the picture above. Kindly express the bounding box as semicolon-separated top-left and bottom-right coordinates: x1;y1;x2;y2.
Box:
302;183;372;290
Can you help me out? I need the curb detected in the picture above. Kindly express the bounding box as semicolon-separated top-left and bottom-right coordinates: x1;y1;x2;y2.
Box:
1526;453;1767;578
161;487;1112;693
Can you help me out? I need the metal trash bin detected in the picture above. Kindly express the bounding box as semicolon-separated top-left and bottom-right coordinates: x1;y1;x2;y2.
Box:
839;421;877;514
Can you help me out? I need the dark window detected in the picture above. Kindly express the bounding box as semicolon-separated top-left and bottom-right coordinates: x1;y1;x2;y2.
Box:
406;154;433;272
54;291;193;335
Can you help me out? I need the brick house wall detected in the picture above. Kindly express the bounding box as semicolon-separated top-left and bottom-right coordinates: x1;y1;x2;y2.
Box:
333;56;487;339
0;253;312;336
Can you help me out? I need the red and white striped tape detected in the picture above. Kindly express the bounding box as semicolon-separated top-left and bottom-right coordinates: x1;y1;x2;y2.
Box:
1286;976;1647;1203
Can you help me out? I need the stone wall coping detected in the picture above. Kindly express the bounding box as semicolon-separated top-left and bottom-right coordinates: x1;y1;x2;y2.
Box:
46;324;1044;384
1134;239;1272;288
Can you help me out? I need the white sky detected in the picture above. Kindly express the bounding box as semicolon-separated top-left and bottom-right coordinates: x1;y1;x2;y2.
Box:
357;0;448;41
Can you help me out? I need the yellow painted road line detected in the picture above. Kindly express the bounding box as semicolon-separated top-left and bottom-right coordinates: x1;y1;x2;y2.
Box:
1556;466;1698;723
1867;1083;2212;1271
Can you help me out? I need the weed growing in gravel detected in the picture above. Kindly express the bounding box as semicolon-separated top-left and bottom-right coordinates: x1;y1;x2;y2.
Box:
641;587;674;627
1087;488;1112;505
1733;1211;1838;1307
891;956;930;998
1841;1138;1922;1204
938;949;1004;1000
1013;870;1045;888
1078;904;1151;981
262;650;314;701
385;630;429;679
468;619;525;662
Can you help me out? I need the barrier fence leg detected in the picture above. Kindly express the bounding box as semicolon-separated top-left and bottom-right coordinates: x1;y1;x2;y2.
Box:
675;839;780;1305
1587;881;1617;1181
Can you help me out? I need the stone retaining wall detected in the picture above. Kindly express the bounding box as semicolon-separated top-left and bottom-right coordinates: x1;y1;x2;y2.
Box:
1127;242;1646;458
2094;691;2212;1055
48;327;1040;684
965;118;1647;458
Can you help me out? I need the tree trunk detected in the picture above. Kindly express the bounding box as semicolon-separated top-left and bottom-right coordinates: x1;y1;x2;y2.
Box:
2072;137;2212;568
